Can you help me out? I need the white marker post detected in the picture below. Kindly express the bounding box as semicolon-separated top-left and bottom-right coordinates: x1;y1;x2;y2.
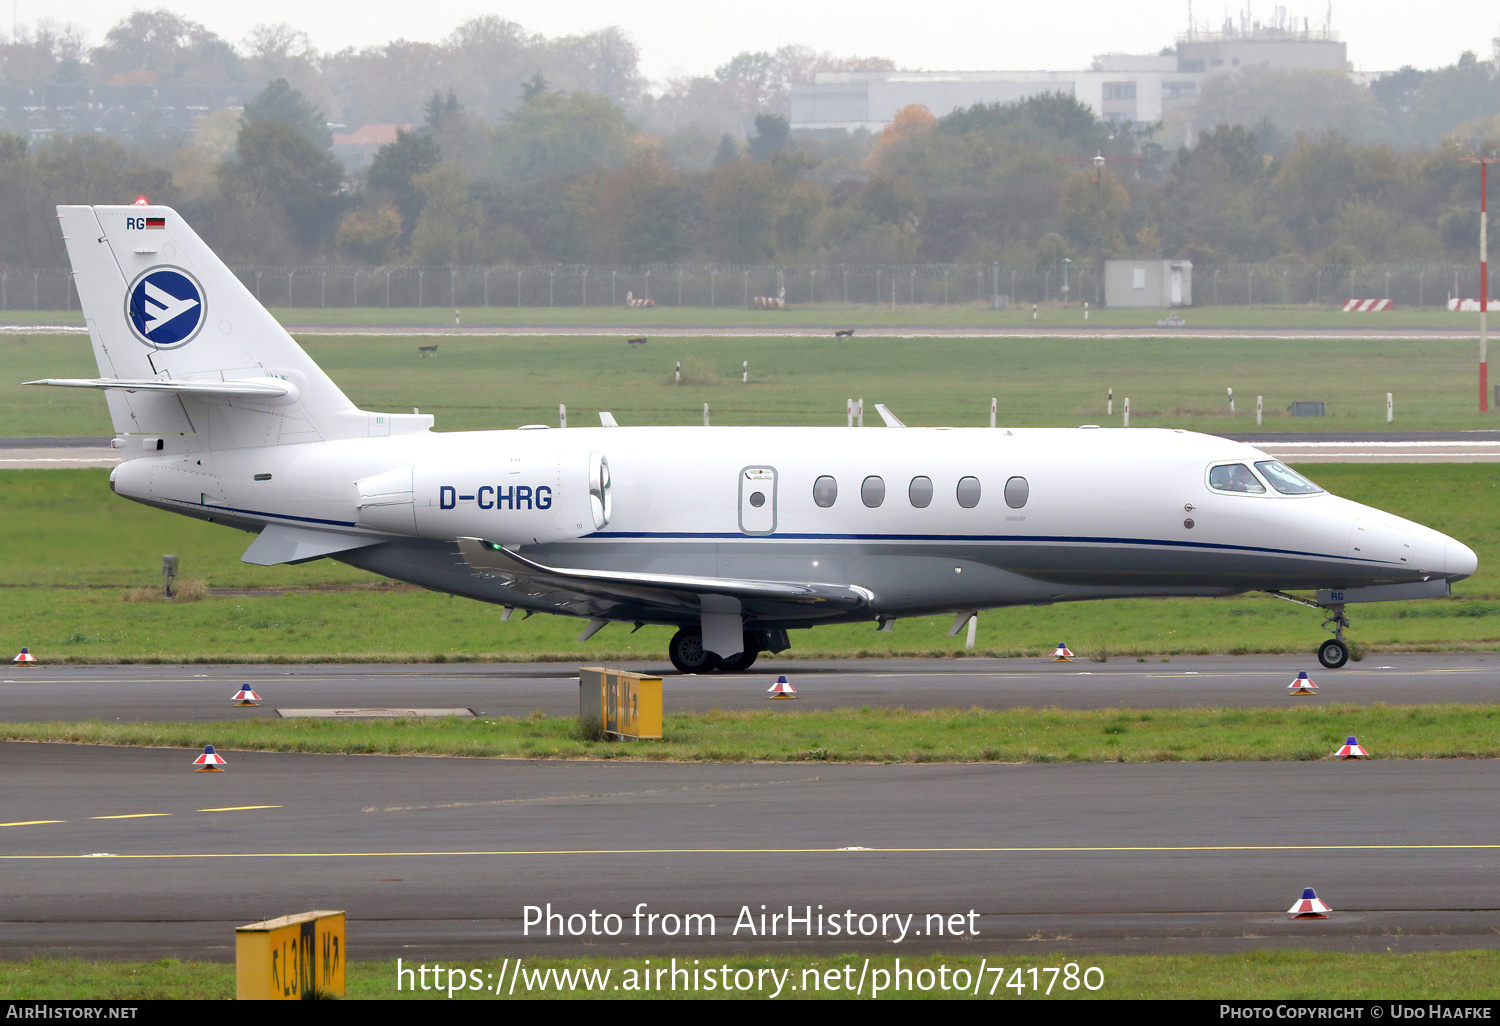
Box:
1084;301;1089;321
857;398;864;428
675;361;680;385
965;614;977;651
1228;387;1234;414
1123;397;1130;427
1257;395;1263;426
1032;303;1038;321
559;404;567;428
1387;392;1394;423
1107;388;1113;416
703;403;710;427
743;360;748;384
990;397;997;428
847;399;854;428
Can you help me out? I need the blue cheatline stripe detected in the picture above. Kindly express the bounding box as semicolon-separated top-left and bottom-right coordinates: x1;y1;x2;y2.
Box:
585;531;1371;564
161;498;1392;568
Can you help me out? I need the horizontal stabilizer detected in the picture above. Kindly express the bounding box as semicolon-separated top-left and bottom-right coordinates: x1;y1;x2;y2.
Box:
242;524;384;566
456;537;872;609
27;377;298;402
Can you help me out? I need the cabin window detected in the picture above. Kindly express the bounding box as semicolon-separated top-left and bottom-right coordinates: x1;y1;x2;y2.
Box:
1004;476;1029;508
1254;460;1323;495
861;475;886;507
813;475;838;507
908;476;933;508
956;476;981;508
1208;463;1265;494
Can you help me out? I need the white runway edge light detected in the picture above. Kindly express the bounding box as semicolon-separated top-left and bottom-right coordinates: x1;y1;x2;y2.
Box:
1051;643;1074;662
767;675;797;699
1334;736;1369;759
1287;671;1318;695
1287;887;1332;919
193;745;228;772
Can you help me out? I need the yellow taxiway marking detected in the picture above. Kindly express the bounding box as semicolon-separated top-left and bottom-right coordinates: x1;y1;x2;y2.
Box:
1;820;65;827
198;805;281;812
4;842;1499;860
88;813;171;820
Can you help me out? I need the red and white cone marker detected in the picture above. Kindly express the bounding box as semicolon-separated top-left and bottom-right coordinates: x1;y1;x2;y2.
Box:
1287;671;1318;695
232;686;261;707
12;648;37;665
767;675;797;699
1287;887;1331;919
192;745;227;772
1051;643;1074;662
1334;736;1369;759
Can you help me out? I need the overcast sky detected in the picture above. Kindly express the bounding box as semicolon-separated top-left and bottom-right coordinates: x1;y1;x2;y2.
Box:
12;1;1500;83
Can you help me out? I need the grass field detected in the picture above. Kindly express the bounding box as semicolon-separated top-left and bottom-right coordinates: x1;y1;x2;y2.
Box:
5;328;1499;437
3;951;1497;999
0;464;1495;663
7;704;1497;763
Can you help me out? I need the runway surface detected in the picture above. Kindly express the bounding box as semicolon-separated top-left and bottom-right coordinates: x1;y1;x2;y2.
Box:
3;742;1498;960
7;432;1500;468
3;654;1498;722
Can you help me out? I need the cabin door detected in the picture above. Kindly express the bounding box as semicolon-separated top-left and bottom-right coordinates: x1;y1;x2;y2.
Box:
738;466;777;535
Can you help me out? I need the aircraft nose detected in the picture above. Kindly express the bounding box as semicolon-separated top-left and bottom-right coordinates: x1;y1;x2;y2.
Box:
1445;538;1478;580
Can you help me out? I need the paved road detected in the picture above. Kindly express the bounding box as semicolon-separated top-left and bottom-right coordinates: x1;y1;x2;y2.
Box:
3;655;1497;722
2;743;1496;960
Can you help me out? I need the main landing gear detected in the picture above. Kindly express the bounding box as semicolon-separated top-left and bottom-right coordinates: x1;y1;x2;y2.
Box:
1267;591;1350;669
668;628;760;674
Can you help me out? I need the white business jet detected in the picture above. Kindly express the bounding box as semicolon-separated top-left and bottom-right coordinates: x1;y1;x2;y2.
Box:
30;204;1478;672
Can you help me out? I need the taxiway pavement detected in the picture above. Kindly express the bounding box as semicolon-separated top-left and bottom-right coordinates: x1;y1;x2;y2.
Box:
2;655;1496;723
2;742;1497;960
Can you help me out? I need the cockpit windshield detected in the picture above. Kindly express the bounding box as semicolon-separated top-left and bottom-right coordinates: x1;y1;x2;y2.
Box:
1254;460;1323;495
1207;463;1265;494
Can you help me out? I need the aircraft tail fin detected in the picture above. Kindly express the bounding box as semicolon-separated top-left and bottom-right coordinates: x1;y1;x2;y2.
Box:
48;205;431;444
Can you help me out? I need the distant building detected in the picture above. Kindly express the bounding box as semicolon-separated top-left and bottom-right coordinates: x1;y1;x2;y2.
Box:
332;124;410;169
0;83;245;140
791;21;1348;133
1105;259;1193;308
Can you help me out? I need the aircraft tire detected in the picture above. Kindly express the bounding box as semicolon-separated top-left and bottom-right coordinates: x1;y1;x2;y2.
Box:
716;647;759;673
1317;638;1349;669
668;629;718;674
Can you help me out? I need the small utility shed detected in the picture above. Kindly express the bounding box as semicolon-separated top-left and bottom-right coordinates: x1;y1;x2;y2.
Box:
1104;259;1192;308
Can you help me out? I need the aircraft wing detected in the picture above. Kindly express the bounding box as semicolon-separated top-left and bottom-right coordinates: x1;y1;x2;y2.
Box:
455;537;873;612
26;377;297;400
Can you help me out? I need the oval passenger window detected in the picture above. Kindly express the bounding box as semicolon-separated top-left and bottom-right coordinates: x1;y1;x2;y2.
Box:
861;475;885;508
956;476;981;508
812;475;838;508
908;476;933;508
1004;476;1029;508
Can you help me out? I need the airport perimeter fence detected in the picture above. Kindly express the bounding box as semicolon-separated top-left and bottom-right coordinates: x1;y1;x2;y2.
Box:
4;262;1496;312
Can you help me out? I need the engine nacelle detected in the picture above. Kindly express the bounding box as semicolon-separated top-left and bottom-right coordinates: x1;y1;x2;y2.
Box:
357;450;611;546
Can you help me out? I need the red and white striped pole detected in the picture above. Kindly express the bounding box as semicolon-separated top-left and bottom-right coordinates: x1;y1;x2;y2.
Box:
1469;157;1493;411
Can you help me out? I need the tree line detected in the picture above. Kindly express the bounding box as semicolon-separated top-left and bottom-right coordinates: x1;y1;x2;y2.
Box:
0;10;1497;275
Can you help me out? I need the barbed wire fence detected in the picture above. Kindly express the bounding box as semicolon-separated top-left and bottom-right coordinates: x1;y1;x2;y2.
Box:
1;263;1493;311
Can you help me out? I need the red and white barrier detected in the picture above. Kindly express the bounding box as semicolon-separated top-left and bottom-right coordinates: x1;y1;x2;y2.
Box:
752;296;786;309
1447;298;1500;312
1343;299;1394;312
624;291;655;308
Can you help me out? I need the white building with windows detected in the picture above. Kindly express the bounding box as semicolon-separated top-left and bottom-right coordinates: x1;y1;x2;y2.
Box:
789;25;1347;133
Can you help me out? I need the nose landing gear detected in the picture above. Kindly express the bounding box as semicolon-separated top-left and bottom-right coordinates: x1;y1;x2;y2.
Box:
1267;591;1350;668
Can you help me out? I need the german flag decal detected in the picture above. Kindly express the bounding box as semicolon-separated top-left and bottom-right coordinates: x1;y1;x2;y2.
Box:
146;217;166;229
